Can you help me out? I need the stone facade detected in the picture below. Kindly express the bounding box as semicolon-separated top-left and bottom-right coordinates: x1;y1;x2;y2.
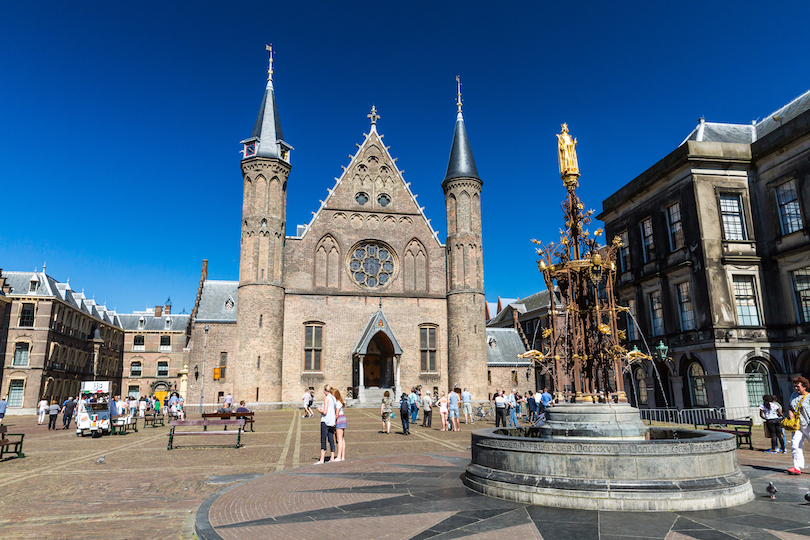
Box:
119;303;190;402
598;90;810;412
0;270;124;410
186;70;489;405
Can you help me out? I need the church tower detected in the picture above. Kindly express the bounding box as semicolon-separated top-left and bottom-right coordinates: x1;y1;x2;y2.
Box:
443;78;487;399
235;46;292;403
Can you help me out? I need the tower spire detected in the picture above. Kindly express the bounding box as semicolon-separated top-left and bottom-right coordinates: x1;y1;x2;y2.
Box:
443;77;479;184
241;46;292;161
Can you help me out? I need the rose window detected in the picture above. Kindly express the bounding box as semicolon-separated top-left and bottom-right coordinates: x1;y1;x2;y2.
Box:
349;243;395;288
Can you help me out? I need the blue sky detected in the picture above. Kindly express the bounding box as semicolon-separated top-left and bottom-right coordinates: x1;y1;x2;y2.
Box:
2;1;809;314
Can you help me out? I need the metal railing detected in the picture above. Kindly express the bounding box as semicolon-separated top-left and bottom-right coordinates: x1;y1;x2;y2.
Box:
639;406;760;427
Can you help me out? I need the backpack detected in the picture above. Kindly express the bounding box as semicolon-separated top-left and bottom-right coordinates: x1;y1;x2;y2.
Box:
400;399;410;416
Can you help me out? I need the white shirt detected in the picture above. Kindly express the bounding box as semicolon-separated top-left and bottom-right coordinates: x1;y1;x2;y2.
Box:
321;394;336;426
760;402;780;420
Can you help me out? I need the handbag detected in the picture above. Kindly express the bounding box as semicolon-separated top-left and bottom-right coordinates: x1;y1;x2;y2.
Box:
782;394;809;431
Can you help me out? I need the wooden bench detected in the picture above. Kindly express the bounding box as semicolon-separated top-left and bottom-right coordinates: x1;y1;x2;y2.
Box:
202;412;255;432
143;413;165;428
0;425;25;460
111;416;138;435
167;419;245;450
697;417;753;449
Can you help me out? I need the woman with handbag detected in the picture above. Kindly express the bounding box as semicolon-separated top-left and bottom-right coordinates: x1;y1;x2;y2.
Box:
760;395;785;453
785;377;810;475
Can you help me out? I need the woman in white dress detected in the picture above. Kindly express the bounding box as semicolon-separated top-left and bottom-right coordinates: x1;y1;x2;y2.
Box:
437;392;449;432
38;396;48;425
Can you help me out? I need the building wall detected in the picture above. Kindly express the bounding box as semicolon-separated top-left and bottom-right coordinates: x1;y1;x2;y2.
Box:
121;326;189;399
186;321;237;406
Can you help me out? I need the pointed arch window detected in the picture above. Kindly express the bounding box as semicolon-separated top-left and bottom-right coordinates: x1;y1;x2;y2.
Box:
634;367;648;405
687;362;708;407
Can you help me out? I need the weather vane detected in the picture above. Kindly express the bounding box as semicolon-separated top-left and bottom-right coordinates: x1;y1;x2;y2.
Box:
456;75;463;113
266;44;273;81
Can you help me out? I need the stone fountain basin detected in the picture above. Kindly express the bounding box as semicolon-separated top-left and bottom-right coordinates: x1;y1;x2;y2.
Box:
464;427;754;511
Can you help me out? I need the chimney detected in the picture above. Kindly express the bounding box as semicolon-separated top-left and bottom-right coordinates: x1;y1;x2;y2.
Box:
164;304;171;315
202;259;208;282
155;306;163;318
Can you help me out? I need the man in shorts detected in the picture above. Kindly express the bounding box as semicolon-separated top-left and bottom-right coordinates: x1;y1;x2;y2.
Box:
448;388;460;431
461;387;473;424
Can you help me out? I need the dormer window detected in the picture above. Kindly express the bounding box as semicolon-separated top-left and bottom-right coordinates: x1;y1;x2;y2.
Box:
138;317;145;330
29;276;39;293
165;318;171;330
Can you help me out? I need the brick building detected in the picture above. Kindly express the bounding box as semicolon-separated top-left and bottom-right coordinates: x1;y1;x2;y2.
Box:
118;300;190;403
187;59;488;406
598;90;810;412
0;270;124;410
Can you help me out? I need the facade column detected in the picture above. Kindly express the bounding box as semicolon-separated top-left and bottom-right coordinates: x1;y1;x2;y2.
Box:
670;376;685;409
358;355;365;402
178;364;189;401
395;355;401;397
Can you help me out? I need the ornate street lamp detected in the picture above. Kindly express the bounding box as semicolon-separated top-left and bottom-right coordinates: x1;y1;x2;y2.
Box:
655;341;669;361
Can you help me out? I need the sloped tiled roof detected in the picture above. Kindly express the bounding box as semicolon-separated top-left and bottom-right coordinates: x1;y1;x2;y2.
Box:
1;270;121;328
486;328;530;366
118;313;191;332
195;281;238;322
680;89;810;146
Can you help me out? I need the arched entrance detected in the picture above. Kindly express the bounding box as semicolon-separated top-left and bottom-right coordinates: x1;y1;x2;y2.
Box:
360;333;395;388
152;381;170;404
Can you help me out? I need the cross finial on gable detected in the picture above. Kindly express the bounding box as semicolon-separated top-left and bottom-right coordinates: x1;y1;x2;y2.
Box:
368;105;380;126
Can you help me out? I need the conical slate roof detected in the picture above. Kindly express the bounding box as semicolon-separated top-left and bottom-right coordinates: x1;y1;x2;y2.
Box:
248;79;285;159
444;111;480;182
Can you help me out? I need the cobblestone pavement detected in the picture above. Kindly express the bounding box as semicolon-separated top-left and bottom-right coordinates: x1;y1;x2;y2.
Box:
1;409;808;539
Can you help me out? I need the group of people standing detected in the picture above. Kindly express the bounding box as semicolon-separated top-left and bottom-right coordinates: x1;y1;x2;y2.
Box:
380;387;474;435
493;387;553;428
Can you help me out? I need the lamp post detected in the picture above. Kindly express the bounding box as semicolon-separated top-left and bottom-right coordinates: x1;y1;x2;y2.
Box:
655;341;669;362
200;325;209;413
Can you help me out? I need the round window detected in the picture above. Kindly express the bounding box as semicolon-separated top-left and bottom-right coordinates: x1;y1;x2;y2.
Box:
348;242;396;289
355;192;368;205
378;194;391;207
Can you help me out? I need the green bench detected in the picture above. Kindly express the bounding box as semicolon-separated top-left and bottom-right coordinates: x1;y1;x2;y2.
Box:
0;425;25;460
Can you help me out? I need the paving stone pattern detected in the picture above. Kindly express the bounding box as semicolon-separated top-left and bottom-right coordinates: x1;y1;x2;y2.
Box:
2;408;810;540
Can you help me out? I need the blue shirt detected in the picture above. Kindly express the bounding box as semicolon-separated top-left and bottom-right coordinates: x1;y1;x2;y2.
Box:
449;392;459;408
461;391;472;403
541;392;553;407
408;392;417;405
0;400;7;414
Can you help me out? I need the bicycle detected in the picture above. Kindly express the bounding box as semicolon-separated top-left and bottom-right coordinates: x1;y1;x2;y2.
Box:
473;403;495;421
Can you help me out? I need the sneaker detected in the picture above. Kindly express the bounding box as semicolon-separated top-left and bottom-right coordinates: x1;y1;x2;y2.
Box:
766;449;778;453
787;467;802;475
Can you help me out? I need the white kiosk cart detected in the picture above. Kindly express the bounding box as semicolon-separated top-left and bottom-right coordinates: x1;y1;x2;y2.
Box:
76;381;112;437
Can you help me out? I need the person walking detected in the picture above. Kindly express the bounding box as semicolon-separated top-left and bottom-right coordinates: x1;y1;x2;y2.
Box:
526;391;537;423
787;376;810;475
223;392;234;408
421;390;433;428
408;388;418;424
61;397;76;429
494;390;507;427
507;389;519;427
47;399;60;430
448;388;461;432
437;392;449;431
0;395;7;425
400;393;411;435
302;389;314;418
138;398;147;418
461;388;473;424
333;389;347;461
316;386;337;464
760;394;785;453
38;396;48;425
380;390;394;434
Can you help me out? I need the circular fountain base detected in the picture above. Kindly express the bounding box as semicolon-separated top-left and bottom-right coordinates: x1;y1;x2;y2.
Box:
464;422;753;511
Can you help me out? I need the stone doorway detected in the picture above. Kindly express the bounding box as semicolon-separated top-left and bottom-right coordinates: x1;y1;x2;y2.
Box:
363;334;394;388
